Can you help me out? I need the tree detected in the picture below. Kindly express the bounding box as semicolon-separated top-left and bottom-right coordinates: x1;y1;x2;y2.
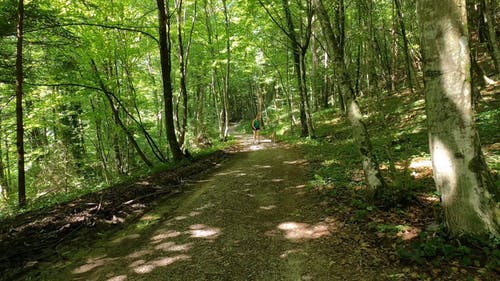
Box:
259;0;315;138
15;0;25;207
156;0;184;161
314;0;386;198
417;0;499;237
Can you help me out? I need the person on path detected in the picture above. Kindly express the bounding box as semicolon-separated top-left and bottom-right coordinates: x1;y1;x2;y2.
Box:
252;113;261;144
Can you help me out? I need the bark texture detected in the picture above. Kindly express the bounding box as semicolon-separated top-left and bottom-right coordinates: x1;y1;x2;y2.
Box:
314;0;385;197
157;0;184;161
418;0;498;237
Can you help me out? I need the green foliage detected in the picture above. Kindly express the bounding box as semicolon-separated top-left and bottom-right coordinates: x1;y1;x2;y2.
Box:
397;229;500;270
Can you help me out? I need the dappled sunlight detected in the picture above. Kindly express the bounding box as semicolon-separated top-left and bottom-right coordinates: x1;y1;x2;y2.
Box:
73;256;118;274
283;159;308;166
106;275;127;281
155;242;192;252
396;226;421;241
132;255;190;274
271;178;284;182
430;137;456;199
151;230;182;243
418;194;440;204
260;205;277;210
275;219;336;241
409;158;432;169
253;164;272;169
189;224;221;239
288;184;306;190
249;144;265;151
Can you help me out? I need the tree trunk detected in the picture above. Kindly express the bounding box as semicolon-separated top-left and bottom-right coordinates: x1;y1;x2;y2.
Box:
314;0;386;197
481;0;500;72
281;0;314;138
15;0;26;207
394;0;417;91
157;0;184;161
175;0;197;148
91;60;153;168
0;113;8;198
221;0;231;141
417;0;499;237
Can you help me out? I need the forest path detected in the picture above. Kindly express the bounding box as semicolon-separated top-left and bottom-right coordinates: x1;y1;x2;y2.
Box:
26;130;395;280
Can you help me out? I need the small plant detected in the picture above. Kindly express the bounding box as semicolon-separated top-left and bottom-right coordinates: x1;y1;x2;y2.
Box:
397;227;500;272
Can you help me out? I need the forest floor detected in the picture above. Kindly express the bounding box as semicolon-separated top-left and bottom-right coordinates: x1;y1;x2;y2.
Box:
1;125;498;281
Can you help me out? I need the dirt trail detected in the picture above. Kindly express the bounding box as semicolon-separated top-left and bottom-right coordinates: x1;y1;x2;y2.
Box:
21;132;398;280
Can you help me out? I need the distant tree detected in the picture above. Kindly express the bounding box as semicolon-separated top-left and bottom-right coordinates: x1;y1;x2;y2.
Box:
15;0;25;207
418;0;499;237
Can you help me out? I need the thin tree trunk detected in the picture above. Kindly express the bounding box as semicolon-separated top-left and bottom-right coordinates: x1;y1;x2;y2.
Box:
91;60;153;168
90;98;110;183
314;0;386;197
157;0;184;161
418;0;498;237
481;0;500;72
281;0;314;138
221;0;231;141
175;0;189;148
15;0;25;207
394;0;416;91
0;113;8;198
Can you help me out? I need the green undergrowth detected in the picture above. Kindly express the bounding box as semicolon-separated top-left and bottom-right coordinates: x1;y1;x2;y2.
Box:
0;139;234;221
276;86;499;278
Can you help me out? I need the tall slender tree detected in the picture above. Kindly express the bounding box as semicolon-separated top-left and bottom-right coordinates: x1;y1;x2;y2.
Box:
157;0;184;161
418;0;498;237
15;0;25;207
314;0;386;197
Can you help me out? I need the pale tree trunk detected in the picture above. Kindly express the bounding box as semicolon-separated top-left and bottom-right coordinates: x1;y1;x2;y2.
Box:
418;0;498;237
314;0;386;197
221;0;231;141
16;0;26;207
175;0;197;148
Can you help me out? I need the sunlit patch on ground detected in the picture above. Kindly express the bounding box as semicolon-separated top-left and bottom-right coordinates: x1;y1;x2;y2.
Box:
276;220;335;240
155;242;192;252
253;164;272;169
418;194;440;203
408;157;433;179
283;159;308;166
106;275;127;281
260;205;277;210
396;226;421;241
132;255;190;274
188;224;221;239
73;256;118;274
150;230;182;243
